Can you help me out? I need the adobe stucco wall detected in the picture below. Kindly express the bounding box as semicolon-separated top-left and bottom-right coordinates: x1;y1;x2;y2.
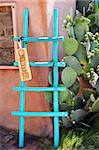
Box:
0;0;75;137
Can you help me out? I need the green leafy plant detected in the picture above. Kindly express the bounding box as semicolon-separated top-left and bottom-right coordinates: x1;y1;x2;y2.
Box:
58;131;83;150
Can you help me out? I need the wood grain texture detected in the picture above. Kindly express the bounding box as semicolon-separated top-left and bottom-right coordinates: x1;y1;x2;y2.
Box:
17;48;32;81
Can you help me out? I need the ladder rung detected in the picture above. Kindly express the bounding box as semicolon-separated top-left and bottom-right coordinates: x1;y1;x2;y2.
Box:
12;111;68;117
13;86;66;91
14;61;65;67
13;36;64;42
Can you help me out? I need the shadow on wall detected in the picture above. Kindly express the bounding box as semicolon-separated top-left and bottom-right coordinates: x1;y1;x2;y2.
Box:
46;0;76;60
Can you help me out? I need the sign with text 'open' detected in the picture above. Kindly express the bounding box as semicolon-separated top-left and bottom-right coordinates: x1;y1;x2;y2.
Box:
17;48;32;81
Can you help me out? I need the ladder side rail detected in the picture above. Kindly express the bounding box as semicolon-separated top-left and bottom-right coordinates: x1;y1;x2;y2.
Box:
19;7;29;148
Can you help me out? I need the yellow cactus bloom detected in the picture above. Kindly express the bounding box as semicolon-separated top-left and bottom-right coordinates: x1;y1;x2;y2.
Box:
67;15;71;21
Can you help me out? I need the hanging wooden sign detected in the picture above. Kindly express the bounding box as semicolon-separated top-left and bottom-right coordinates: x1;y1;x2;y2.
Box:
17;48;32;81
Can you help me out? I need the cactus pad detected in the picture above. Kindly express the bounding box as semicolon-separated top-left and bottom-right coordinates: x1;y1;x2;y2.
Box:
61;67;77;88
62;38;78;55
63;56;83;75
71;109;87;122
74;22;89;41
92;98;99;112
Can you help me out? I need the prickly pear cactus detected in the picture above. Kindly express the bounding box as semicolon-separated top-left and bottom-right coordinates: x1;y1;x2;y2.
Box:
74;22;89;41
83;88;96;100
59;103;71;111
74;43;87;66
62;117;72;127
94;10;99;27
69;79;80;97
74;96;86;109
91;41;98;51
71;109;87;122
58;84;69;104
62;56;83;75
96;79;99;94
91;98;99;112
57;2;99;142
62;38;78;55
61;67;77;88
91;55;99;69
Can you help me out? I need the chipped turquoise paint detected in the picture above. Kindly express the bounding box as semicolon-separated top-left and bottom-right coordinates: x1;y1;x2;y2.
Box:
12;7;68;149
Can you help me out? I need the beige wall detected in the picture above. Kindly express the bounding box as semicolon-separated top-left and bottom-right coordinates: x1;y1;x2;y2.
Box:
0;0;75;137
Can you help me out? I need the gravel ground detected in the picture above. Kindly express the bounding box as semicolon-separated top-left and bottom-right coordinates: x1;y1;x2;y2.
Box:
0;126;53;150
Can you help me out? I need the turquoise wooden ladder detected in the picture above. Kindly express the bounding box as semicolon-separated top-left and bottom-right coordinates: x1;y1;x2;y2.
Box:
12;7;68;149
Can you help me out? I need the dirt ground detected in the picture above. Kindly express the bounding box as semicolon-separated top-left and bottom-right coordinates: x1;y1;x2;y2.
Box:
0;126;53;150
